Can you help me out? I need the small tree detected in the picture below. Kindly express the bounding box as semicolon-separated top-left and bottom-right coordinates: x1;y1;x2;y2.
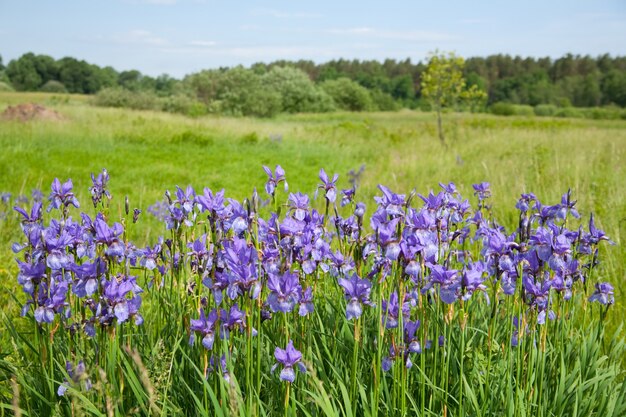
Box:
421;51;485;144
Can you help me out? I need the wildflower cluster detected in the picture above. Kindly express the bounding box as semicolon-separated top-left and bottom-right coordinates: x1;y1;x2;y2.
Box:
9;166;618;415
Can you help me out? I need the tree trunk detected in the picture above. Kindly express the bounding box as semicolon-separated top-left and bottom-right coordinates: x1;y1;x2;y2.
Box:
436;107;445;145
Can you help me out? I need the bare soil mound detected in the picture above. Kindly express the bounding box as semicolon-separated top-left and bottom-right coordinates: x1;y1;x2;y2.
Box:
1;103;65;122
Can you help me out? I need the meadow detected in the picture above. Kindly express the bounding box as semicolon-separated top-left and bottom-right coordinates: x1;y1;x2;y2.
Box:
0;92;625;416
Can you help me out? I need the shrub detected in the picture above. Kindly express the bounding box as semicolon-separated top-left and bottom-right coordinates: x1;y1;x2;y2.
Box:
92;87;159;110
490;102;515;116
370;89;400;111
555;107;584;118
320;77;374;111
534;104;558;117
0;81;14;92
39;80;67;93
161;94;207;117
512;104;535;116
262;67;335;113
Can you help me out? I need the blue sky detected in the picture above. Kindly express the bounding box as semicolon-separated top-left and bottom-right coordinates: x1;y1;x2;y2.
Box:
1;0;625;77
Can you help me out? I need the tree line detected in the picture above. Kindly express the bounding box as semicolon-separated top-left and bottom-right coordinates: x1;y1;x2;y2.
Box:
1;52;625;112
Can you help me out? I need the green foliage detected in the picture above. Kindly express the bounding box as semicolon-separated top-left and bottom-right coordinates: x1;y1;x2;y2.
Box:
40;80;68;93
421;51;488;143
6;52;58;90
491;103;535;117
421;51;466;111
320;77;374;111
261;66;335;113
161;94;208;117
370;89;400;111
534;104;558;116
0;81;14;92
92;87;160;110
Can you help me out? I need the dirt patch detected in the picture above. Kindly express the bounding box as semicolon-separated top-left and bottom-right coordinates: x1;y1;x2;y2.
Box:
1;103;65;122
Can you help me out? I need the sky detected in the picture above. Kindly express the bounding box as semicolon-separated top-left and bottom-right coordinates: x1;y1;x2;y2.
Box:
1;0;625;78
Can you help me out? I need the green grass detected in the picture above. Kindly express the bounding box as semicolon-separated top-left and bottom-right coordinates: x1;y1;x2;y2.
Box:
2;92;624;280
1;92;625;415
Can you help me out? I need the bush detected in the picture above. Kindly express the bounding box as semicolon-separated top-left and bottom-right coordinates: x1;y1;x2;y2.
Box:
39;80;67;93
320;77;374;111
554;107;584;118
162;94;207;117
534;104;558;117
262;67;335;113
490;102;515;116
512;104;535;116
92;87;159;111
0;81;14;92
490;102;535;117
587;106;622;120
370;89;400;111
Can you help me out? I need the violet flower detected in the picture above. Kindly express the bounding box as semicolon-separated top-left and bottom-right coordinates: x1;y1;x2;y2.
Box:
263;165;288;196
48;178;80;212
317;168;339;203
89;169;110;207
267;271;301;313
589;282;614;305
189;308;219;350
338;273;375;320
272;340;306;383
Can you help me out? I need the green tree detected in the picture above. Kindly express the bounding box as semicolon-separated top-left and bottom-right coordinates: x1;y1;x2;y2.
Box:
6;53;58;90
320;77;374;111
262;66;334;113
421;51;486;144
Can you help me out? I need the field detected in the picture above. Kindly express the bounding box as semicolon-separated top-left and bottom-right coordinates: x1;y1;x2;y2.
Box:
1;92;625;416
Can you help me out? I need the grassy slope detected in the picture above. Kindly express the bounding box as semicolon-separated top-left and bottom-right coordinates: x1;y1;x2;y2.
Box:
1;92;625;324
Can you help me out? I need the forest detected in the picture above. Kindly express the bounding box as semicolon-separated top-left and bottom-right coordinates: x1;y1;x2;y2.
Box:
1;52;625;116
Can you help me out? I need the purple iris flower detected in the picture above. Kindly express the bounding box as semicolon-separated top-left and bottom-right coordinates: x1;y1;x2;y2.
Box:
419;191;446;212
382;291;411;328
34;279;69;323
341;188;355;207
140;243;162;271
57;360;92;397
186;235;213;274
89;169;110;207
43;227;74;270
100;275;143;325
189;308;219;349
72;260;106;297
589;282;614;305
48;178;80;212
338;273;374;320
288;193;309;221
174;185;196;214
299;287;315;316
94;215;125;257
522;275;554;324
272;340;306;383
17;260;47;295
317;168;339;203
263;165;288;196
461;262;488;302
267;271;301;313
405;320;422;353
195;188;226;219
220;304;246;339
423;264;460;304
374;185;406;217
472;182;491;201
14;202;43;233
